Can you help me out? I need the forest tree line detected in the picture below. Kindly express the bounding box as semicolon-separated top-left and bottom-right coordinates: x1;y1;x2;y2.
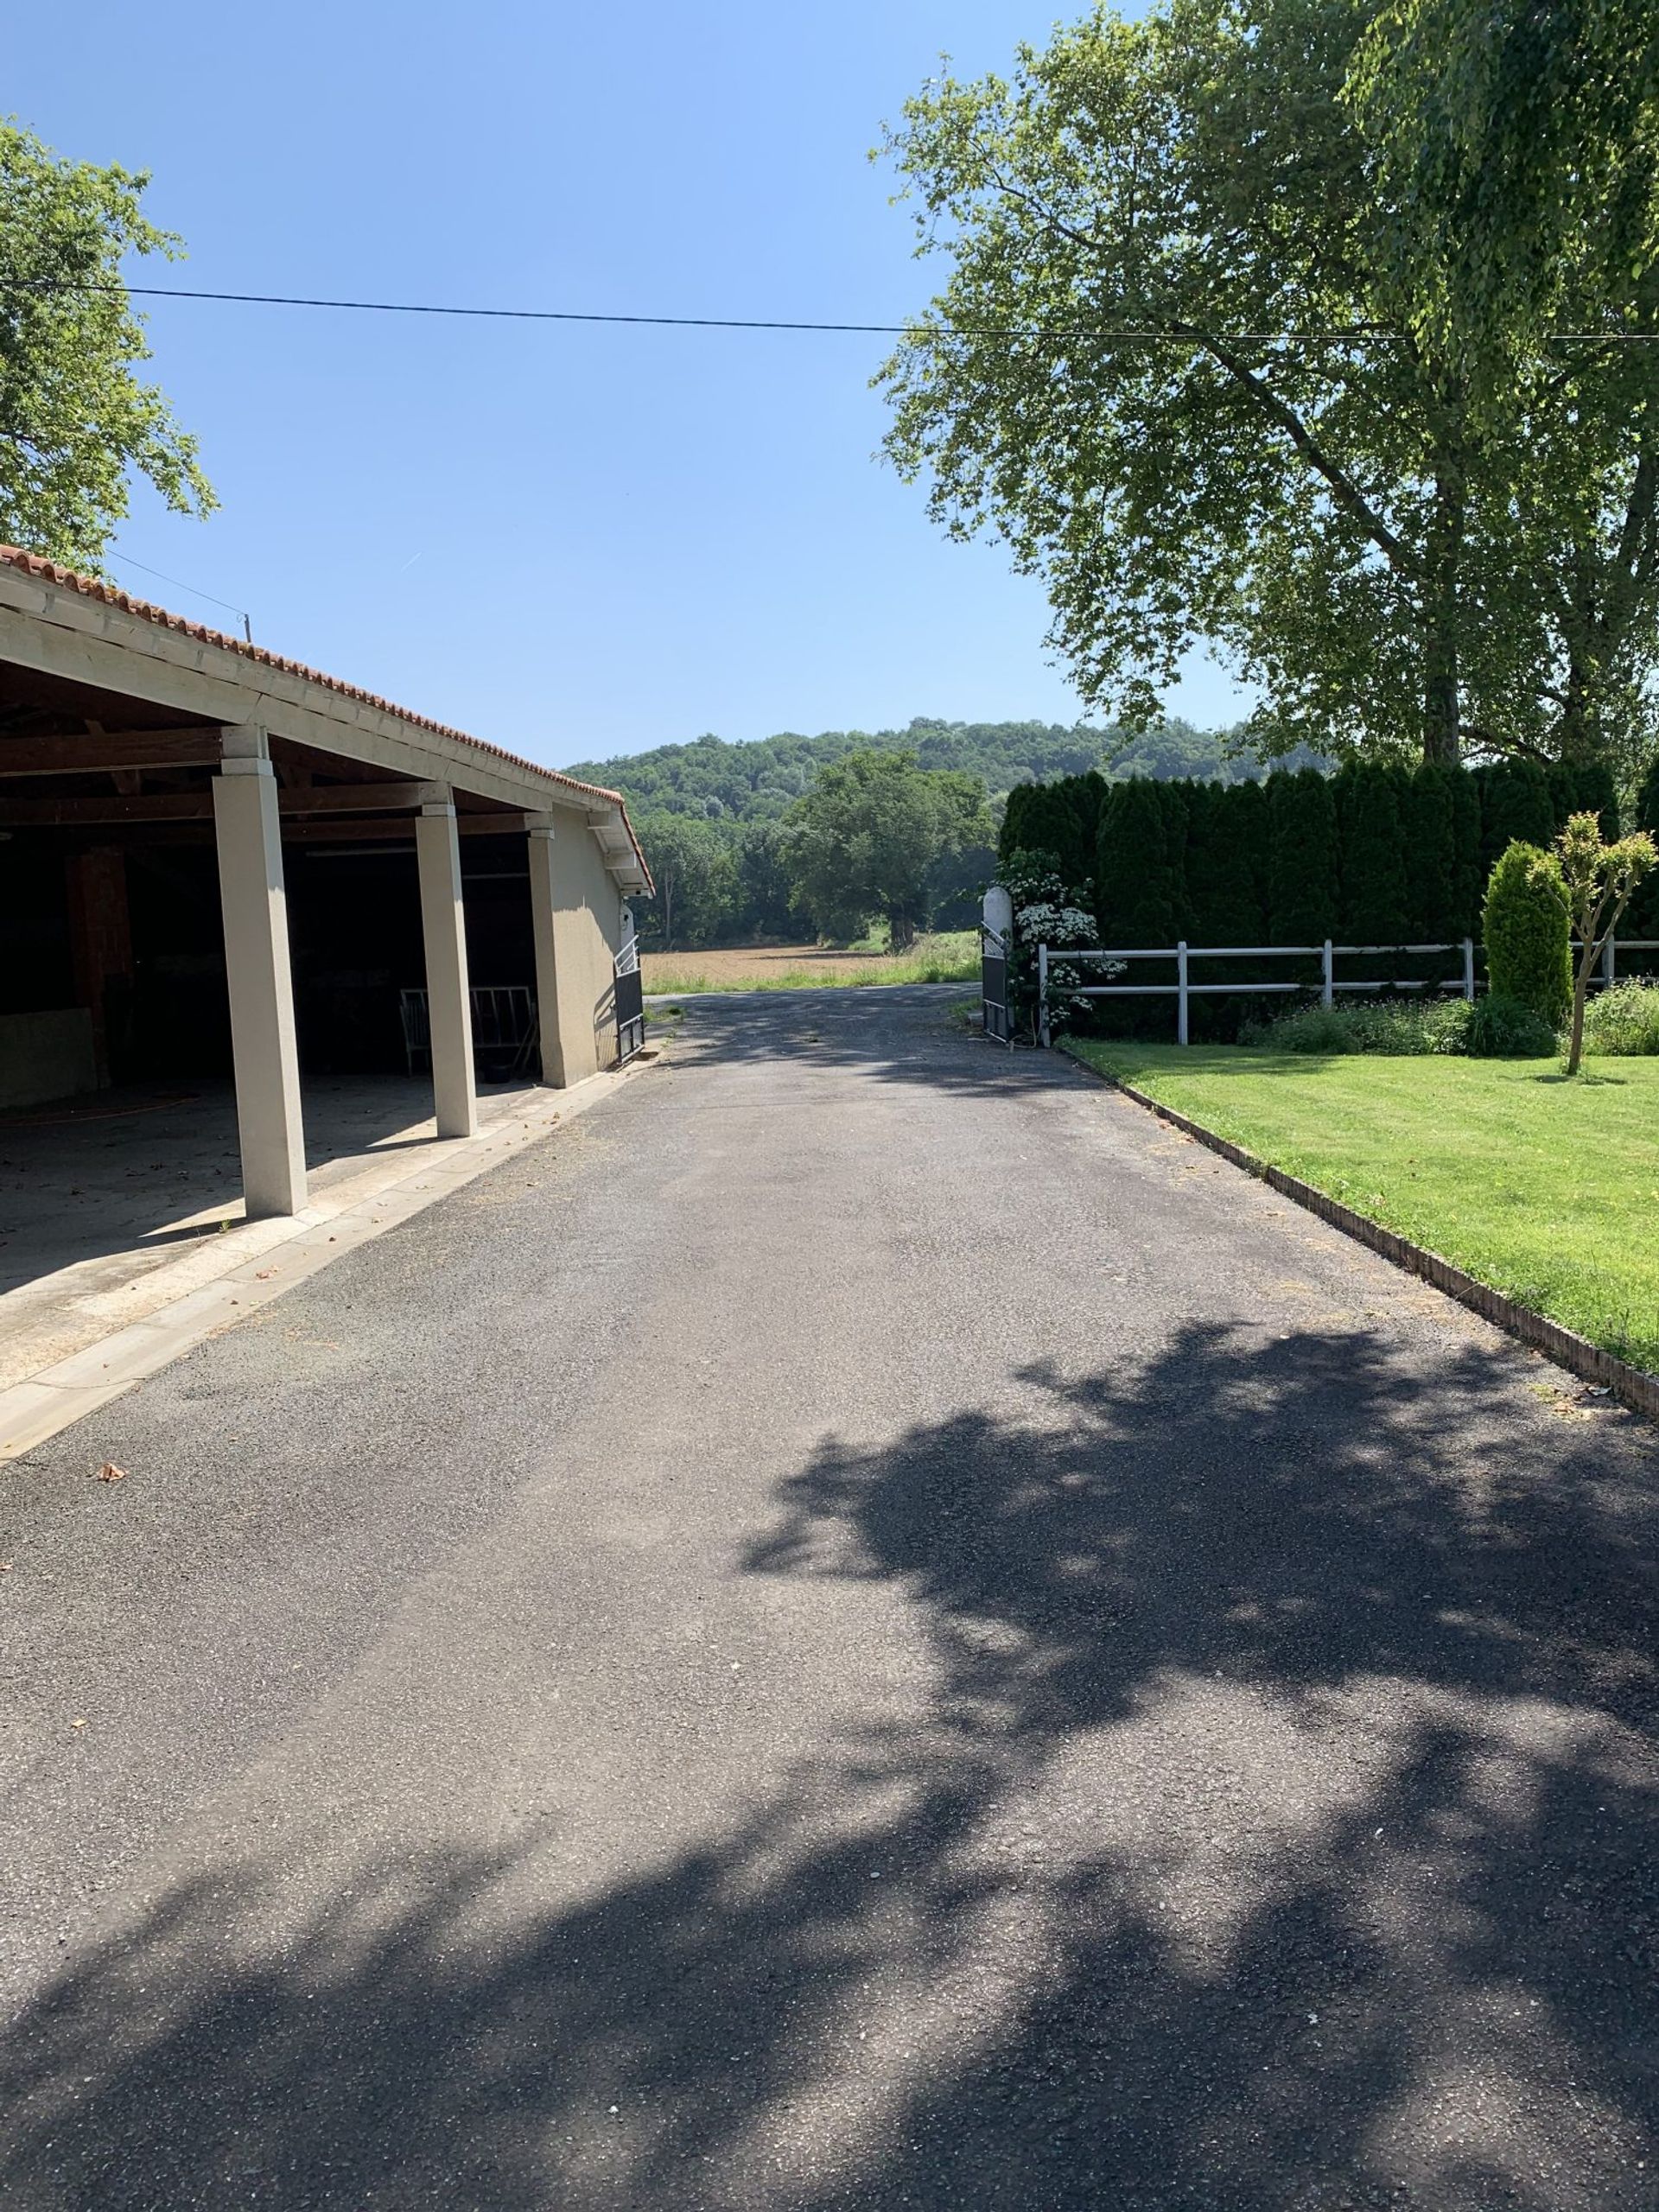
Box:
569;718;1327;948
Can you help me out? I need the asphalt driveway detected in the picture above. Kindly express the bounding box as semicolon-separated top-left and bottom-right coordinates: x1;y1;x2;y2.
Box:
2;987;1655;2210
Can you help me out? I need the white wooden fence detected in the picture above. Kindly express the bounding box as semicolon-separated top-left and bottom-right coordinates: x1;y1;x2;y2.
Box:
1036;936;1659;1047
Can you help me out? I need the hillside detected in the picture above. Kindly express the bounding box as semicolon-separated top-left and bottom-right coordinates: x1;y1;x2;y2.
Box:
563;717;1325;823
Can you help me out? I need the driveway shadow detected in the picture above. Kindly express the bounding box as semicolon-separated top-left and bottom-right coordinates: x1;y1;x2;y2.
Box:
2;1327;1653;2209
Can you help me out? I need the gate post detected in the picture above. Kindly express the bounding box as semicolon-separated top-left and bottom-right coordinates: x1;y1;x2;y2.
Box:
1462;938;1476;1001
1177;940;1190;1046
1321;939;1335;1008
1038;942;1051;1049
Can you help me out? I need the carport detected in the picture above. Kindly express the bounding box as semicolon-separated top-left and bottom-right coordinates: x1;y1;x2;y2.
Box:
0;548;650;1221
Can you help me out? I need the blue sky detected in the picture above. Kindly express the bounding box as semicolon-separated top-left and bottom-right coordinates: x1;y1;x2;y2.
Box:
12;1;1247;771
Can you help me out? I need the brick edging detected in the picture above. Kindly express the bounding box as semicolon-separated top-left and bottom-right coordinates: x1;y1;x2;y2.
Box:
1065;1050;1659;1421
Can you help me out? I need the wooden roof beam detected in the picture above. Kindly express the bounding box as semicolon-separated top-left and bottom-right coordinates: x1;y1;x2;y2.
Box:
0;727;224;776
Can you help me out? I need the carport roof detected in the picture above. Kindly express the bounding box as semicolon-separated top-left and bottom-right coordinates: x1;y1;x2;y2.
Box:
0;545;652;893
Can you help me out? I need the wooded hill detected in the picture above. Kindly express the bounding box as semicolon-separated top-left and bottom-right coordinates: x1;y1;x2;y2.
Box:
563;717;1327;823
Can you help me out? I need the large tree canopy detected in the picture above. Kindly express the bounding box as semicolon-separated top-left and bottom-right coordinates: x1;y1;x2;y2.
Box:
877;0;1659;777
0;122;213;568
782;749;995;948
1349;0;1659;360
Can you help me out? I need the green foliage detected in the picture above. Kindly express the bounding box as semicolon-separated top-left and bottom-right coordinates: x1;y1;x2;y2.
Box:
879;0;1659;771
1245;997;1471;1055
1474;760;1555;883
1268;771;1340;947
1448;768;1484;938
1097;780;1185;947
1581;981;1659;1057
1402;765;1461;941
0;122;213;566
1337;762;1409;944
1548;761;1619;841
1482;842;1571;1028
999;770;1103;890
1350;0;1659;365
1191;781;1269;947
1466;994;1560;1058
781;748;994;950
567;716;1311;829
633;812;739;952
1630;759;1659;940
1553;809;1658;1072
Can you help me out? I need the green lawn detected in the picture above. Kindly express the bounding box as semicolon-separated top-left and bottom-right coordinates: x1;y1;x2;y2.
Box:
1066;1039;1659;1375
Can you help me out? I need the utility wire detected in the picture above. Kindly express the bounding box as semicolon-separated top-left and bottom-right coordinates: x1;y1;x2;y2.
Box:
105;550;253;640
10;277;1653;343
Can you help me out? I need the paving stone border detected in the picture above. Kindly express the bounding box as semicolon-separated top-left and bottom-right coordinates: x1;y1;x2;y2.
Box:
1067;1050;1659;1421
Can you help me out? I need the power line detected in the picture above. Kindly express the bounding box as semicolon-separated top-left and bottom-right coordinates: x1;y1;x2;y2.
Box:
105;551;252;640
10;277;1653;343
28;277;1382;340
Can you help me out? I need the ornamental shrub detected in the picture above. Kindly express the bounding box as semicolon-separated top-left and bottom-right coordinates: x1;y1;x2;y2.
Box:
999;848;1114;1040
1466;992;1560;1058
1267;768;1339;945
1245;997;1471;1055
1581;978;1659;1055
1482;842;1571;1027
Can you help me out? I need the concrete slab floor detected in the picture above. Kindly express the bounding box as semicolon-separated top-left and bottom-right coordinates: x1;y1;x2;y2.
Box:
0;1071;640;1447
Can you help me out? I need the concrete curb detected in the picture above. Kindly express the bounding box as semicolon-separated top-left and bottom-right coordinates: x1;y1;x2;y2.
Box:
1065;1050;1659;1421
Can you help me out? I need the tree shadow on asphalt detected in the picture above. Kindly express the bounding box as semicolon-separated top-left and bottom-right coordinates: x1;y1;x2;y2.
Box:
3;1326;1655;2210
659;983;1087;1096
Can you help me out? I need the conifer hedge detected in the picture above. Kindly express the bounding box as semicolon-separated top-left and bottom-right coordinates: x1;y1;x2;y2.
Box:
996;755;1648;955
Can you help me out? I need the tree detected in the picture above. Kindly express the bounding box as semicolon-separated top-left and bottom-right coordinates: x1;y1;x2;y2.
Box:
1350;0;1659;365
633;812;736;951
1482;842;1571;1033
0;123;213;567
781;750;994;949
877;0;1659;771
1552;813;1657;1076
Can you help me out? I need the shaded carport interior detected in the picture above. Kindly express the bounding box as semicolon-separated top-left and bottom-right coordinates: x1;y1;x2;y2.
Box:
0;549;650;1249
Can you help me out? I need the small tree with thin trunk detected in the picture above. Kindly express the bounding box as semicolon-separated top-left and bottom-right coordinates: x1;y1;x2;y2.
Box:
1553;812;1657;1075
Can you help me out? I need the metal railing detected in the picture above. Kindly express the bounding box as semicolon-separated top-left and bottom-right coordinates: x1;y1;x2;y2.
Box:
1037;935;1659;1047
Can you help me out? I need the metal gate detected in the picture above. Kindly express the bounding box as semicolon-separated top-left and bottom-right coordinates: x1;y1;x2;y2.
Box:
614;914;645;1065
981;885;1014;1046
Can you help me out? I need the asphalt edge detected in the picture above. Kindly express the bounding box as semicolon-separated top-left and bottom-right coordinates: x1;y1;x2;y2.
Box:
1062;1046;1659;1421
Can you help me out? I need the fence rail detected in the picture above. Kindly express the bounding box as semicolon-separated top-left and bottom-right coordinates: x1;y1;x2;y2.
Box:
1036;936;1659;1047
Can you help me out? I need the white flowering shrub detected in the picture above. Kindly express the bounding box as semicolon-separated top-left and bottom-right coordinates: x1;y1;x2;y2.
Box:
1001;850;1122;1040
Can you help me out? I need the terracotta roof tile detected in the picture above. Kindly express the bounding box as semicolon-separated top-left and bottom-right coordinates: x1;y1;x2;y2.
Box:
0;546;648;883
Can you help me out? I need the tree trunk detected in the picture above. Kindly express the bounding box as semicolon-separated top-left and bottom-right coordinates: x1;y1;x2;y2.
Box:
1566;950;1591;1076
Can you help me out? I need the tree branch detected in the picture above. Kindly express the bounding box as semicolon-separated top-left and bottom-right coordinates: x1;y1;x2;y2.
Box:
1192;333;1421;578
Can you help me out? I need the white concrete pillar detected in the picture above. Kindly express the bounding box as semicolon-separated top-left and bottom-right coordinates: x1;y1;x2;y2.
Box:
416;789;478;1137
525;815;568;1087
213;728;307;1217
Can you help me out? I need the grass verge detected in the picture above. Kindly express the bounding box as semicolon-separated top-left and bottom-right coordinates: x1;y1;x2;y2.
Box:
1066;1038;1659;1376
642;932;978;995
